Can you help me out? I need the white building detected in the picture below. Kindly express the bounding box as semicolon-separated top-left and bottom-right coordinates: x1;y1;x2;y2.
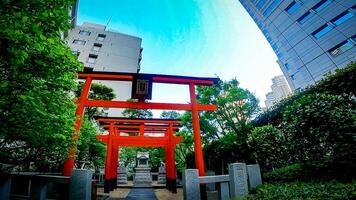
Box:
264;75;292;108
66;22;143;116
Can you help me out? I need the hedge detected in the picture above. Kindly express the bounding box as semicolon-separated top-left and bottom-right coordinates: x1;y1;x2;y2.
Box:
237;181;356;200
253;61;356;127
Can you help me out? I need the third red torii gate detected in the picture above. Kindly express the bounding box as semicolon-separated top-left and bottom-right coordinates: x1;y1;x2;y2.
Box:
96;117;183;193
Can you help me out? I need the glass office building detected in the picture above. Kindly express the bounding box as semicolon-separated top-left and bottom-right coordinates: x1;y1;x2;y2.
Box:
239;0;355;90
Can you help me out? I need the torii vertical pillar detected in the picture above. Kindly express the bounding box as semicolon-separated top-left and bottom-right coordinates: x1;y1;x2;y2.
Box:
189;83;207;199
104;123;115;193
63;77;92;176
189;83;205;176
165;124;177;193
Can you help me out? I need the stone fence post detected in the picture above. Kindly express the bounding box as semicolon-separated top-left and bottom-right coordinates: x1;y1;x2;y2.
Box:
183;169;200;200
69;169;93;200
0;174;11;200
246;164;262;191
228;163;248;198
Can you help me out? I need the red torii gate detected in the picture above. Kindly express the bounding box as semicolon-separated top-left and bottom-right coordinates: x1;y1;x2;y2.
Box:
62;71;219;186
96;117;182;193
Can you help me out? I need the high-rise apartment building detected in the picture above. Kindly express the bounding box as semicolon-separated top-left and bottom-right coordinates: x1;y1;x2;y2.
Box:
265;75;292;108
239;0;356;90
66;22;143;116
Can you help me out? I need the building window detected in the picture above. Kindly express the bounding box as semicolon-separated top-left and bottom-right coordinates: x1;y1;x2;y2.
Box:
256;0;267;10
277;52;284;59
87;54;98;64
286;1;302;14
73;39;86;45
297;11;314;24
312;24;333;39
263;0;282;16
272;43;278;51
284;63;291;70
331;11;354;26
97;34;106;42
328;39;354;57
92;43;102;52
79;30;91;36
312;0;333;13
290;74;295;80
71;50;80;56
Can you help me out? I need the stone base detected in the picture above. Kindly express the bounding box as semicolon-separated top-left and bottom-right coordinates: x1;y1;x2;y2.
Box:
104;178;117;193
133;167;152;187
166;178;177;193
117;173;128;184
157;174;166;184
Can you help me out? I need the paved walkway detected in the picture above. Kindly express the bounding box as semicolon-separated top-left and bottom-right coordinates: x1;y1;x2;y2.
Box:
124;188;158;200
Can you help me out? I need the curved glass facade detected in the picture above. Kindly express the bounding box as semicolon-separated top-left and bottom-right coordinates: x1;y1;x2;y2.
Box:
239;0;356;90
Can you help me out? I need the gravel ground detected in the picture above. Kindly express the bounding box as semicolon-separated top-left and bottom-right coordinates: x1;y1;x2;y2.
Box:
154;188;183;200
97;187;130;199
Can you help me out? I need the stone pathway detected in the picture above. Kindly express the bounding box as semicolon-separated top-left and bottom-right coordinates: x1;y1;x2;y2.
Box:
124;188;158;200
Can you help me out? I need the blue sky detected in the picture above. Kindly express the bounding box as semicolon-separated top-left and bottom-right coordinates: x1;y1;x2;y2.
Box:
77;0;283;113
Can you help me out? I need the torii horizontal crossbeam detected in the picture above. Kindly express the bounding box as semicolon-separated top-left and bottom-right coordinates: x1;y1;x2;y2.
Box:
78;71;219;86
85;100;217;111
97;135;183;147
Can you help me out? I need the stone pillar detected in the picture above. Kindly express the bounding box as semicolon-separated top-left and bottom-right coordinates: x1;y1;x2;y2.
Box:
117;165;128;184
228;163;248;198
69;169;93;200
219;182;230;200
30;178;47;200
0;174;11;200
157;165;166;184
246;164;262;191
205;170;216;191
183;169;200;200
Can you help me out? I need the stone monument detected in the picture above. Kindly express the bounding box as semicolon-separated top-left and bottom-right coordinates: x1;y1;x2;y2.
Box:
117;165;128;184
133;152;152;187
157;162;166;184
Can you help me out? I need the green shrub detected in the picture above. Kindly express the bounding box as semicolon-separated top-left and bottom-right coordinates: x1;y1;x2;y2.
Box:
263;164;306;183
247;125;287;170
282;93;356;179
237;181;356;200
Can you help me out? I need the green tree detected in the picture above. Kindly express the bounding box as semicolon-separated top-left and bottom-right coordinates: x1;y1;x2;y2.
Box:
247;125;287;170
75;82;116;169
122;99;153;118
0;0;82;171
75;82;116;118
160;111;181;119
76;117;106;170
198;78;259;141
282;93;356;177
182;78;260;173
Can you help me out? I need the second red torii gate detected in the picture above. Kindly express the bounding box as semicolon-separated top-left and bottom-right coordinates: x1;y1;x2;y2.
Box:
96;117;183;193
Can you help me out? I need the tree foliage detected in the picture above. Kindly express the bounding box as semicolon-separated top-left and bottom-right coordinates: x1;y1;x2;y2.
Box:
76;117;106;170
281;94;356;174
75;82;115;169
249;94;356;180
247;125;286;170
181;78;259;173
122;99;153;118
0;0;82;171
